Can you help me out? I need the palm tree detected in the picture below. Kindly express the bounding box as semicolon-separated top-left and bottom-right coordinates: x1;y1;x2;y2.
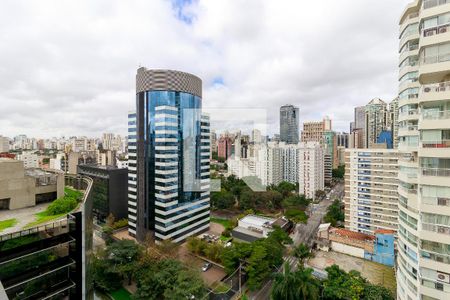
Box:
271;263;320;300
271;263;300;300
292;243;313;266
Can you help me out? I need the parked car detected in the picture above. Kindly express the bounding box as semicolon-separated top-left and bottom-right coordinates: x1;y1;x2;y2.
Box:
202;262;212;272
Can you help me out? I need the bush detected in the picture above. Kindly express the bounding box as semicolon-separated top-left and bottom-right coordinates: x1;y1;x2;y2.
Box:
46;197;77;215
111;219;128;230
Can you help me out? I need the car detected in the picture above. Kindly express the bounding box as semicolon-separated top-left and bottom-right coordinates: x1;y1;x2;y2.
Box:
225;241;232;248
202;262;212;272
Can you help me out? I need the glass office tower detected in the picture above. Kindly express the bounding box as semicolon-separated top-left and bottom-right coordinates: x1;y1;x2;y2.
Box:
280;104;299;144
130;68;210;243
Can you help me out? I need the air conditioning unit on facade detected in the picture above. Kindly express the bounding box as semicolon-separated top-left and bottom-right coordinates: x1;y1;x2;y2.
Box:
437;272;450;283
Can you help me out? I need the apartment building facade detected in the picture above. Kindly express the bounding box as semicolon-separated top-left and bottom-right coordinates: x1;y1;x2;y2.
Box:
397;1;450;299
344;149;399;236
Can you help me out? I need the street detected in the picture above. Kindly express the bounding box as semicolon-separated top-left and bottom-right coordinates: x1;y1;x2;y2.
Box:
250;181;345;300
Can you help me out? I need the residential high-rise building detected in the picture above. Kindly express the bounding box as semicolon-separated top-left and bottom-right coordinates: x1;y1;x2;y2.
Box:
336;132;350;148
301;117;330;143
389;97;399;148
298;142;324;200
324;131;339;168
344;149;399;236
0;136;9;153
251;129;262;144
397;2;450;299
280;104;299;144
16;151;39;168
352;106;366;149
218;136;233;160
210;129;217;156
131;68;210;243
364;98;389;148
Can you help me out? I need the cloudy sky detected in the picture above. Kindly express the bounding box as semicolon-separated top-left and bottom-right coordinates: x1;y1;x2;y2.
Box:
0;0;411;138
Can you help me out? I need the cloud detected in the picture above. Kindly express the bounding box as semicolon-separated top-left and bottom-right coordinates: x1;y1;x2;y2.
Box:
0;0;411;138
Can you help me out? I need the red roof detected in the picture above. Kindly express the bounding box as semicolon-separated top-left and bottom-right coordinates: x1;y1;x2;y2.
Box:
374;229;395;234
330;228;375;241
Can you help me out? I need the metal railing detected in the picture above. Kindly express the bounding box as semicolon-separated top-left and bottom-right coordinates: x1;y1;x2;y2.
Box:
421;139;450;148
422;80;450;93
422;110;450;120
423;0;450;10
422;23;450;38
421;167;450;177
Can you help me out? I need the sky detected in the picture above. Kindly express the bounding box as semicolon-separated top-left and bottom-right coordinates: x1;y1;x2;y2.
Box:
0;0;411;138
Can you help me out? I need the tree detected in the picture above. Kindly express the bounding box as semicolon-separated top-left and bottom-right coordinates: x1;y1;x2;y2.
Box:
245;244;271;290
272;181;297;198
267;226;293;246
271;263;320;300
211;190;235;209
163;269;206;299
323;200;345;227
315;190;326;200
108;239;143;285
332;165;345;179
92;254;122;292
282;194;310;209
285;208;308;224
323;265;366;300
363;284;393;300
292;243;313;266
155;239;179;258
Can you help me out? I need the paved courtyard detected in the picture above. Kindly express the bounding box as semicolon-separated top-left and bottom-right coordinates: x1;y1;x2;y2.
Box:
308;250;396;294
0;203;51;234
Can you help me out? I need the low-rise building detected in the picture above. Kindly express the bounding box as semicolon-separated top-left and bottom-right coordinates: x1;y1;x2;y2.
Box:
316;224;395;266
231;214;290;242
0;158;64;210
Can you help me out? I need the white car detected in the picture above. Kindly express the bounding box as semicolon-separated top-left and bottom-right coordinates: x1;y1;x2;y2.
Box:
202;262;212;272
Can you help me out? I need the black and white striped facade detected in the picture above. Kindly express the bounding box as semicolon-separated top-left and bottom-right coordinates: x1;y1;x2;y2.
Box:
128;111;137;236
130;68;210;243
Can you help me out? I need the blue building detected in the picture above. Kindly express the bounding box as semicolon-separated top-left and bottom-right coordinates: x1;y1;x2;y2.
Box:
364;229;395;267
129;68;210;243
376;130;393;149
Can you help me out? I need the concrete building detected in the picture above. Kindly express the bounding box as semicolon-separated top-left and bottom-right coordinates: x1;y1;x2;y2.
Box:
96;149;116;167
324;131;339;168
344;149;399;236
389;97;399;148
131;68;210;243
397;2;450;299
16;151;39;168
218;136;233;160
78;164;128;223
298;142;324;200
301;118;329;143
0;158;63;210
210;129;217;156
0;136;9;153
364;98;390;148
280;104;299;144
337;132;350;148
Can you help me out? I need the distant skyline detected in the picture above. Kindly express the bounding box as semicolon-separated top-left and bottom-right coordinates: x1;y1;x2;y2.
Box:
0;0;410;138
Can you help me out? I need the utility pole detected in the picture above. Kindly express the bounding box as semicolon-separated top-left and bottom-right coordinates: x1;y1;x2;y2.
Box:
238;261;242;297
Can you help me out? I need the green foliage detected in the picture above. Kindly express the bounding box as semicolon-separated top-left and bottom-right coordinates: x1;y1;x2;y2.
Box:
109;288;132;300
186;237;224;263
282;194;310;209
271;263;320;300
322;265;393;300
111;218;128;230
92;239;144;290
133;259;206;300
211;190;235;209
0;218;17;232
270;181;297;198
0;234;40;251
332;165;345;179
284;208;308;224
47;197;77;215
220;227;291;290
323;200;345;227
292;243;313;265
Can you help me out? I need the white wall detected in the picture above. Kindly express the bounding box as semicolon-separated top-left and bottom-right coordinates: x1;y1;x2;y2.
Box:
331;241;365;258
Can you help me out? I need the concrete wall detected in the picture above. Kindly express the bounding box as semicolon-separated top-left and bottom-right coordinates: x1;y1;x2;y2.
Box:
331;241;365;258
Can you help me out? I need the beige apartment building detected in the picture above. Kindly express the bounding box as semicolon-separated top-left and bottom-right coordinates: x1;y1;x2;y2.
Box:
398;1;450;299
0;158;64;210
344;149;399;236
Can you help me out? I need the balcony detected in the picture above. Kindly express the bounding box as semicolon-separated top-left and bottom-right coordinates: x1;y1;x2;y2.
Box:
398;109;419;122
421;139;450;148
398;125;419;136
